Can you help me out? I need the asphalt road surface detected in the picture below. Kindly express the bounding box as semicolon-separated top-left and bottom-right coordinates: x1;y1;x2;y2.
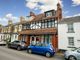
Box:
0;46;64;60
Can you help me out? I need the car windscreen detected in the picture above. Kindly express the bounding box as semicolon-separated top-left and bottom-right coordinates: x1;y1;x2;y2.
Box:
12;41;20;43
72;48;79;51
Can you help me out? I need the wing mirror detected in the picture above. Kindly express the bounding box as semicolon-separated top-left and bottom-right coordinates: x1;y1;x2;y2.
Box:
77;50;80;53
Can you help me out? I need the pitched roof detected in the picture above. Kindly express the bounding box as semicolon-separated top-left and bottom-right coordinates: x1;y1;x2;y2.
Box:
59;16;80;24
32;13;45;21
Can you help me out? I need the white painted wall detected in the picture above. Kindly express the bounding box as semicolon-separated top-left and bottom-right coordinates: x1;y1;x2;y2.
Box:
58;22;80;50
11;34;18;42
0;34;2;41
18;24;22;32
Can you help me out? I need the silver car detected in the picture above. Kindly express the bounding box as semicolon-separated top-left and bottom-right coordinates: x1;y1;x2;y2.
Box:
64;48;80;60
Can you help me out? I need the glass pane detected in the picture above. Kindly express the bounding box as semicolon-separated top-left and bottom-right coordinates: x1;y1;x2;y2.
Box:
45;22;47;28
46;12;52;17
68;37;74;46
48;21;51;28
68;24;74;32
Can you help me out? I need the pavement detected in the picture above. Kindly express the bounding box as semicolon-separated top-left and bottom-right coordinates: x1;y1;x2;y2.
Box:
0;46;65;60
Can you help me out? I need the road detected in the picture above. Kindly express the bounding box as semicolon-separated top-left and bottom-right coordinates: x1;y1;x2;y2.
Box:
0;46;64;60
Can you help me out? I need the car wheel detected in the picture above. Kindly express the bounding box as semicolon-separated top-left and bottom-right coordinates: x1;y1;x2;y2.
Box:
17;46;21;51
68;56;77;60
45;52;51;57
28;49;32;54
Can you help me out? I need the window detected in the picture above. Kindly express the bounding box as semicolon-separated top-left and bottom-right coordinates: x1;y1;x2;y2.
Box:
41;22;45;28
48;21;52;28
55;20;58;27
52;20;55;27
68;37;74;46
44;21;48;28
19;25;22;31
43;35;52;44
30;23;35;29
46;12;52;17
26;24;30;29
38;22;41;29
23;25;26;30
68;24;74;33
53;11;56;16
32;22;36;29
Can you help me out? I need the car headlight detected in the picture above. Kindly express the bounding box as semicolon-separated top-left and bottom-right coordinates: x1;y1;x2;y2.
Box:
50;48;53;51
21;44;25;46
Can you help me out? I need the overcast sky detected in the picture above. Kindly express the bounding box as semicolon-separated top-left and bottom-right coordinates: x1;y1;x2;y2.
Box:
0;0;80;25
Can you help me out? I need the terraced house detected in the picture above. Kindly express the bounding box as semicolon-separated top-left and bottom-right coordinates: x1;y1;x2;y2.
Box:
58;16;80;50
18;3;62;51
0;16;26;42
11;16;25;42
0;3;62;51
0;27;2;41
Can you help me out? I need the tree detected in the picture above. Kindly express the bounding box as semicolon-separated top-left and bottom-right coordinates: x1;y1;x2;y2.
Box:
0;24;2;27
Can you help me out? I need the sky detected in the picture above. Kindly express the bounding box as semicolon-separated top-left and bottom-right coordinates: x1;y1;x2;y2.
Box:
0;0;80;25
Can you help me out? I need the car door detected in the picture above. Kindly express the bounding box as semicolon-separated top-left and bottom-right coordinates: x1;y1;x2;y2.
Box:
34;44;45;54
10;41;16;48
76;49;80;60
30;45;37;52
11;41;19;48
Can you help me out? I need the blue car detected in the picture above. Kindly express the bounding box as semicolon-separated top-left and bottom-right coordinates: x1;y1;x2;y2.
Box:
27;44;55;57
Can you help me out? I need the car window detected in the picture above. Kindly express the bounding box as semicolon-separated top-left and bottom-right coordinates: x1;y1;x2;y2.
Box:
22;41;26;43
71;48;78;51
36;43;42;46
37;44;48;47
77;48;80;53
13;41;20;43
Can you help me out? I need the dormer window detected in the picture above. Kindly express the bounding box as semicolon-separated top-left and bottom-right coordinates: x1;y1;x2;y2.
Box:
45;10;56;17
46;12;52;17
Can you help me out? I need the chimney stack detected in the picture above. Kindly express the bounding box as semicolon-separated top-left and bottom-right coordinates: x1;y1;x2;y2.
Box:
56;3;62;21
20;16;25;23
8;20;13;25
30;11;36;17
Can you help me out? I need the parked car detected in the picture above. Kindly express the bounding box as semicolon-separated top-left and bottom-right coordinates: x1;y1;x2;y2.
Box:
64;48;80;60
7;40;27;50
27;43;55;57
0;40;6;46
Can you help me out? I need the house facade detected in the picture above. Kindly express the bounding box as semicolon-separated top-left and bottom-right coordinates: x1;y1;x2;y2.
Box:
58;16;80;50
0;16;25;42
0;20;13;42
11;16;25;42
0;27;2;41
18;3;62;51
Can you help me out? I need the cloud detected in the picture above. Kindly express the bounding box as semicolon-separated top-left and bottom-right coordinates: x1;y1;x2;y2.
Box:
73;13;80;16
26;0;62;13
5;13;19;22
0;13;19;26
63;11;69;17
72;0;80;6
65;13;80;18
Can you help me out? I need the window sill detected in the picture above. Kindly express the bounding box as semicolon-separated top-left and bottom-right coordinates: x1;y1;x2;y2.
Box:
67;46;76;48
67;31;75;33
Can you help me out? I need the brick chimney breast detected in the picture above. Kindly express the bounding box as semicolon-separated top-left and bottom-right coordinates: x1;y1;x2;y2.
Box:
56;3;62;21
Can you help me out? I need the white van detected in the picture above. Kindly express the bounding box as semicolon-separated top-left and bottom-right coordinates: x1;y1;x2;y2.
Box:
0;40;6;46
